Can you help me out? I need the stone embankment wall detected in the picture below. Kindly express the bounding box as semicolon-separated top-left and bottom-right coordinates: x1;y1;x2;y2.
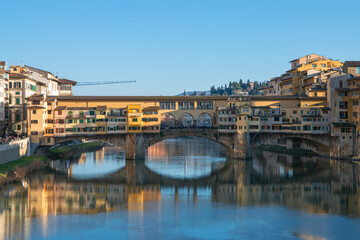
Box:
0;138;30;164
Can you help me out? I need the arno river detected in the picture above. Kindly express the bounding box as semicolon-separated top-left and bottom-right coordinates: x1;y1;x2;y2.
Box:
1;137;360;240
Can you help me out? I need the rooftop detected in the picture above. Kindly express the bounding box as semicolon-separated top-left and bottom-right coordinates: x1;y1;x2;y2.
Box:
58;78;77;85
344;61;360;67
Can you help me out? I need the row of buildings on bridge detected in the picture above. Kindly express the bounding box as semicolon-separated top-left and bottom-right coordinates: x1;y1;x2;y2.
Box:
1;54;360;157
0;62;77;136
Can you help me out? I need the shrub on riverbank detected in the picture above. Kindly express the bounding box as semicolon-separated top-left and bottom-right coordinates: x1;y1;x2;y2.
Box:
0;156;47;175
49;141;103;159
0;156;48;185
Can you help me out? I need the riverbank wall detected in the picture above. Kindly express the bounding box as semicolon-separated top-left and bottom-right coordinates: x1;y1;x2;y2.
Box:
0;138;30;164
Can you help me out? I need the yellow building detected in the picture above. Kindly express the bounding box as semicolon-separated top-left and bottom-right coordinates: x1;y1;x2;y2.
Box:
142;106;160;133
127;104;143;133
26;94;47;144
289;55;343;95
95;106;107;134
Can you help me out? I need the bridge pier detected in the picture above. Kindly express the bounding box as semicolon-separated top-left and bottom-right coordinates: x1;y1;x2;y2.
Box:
226;132;252;159
125;134;146;160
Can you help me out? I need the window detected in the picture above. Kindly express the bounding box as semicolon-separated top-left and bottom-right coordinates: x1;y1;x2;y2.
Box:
341;128;351;133
15;92;20;95
243;107;249;112
48;110;52;114
32;110;37;114
89;111;95;115
321;64;326;68
55;128;65;133
31;84;36;91
356;67;360;75
80;119;84;123
338;91;347;96
31;131;38;135
160;102;176;110
339;111;348;119
16;98;20;104
178;102;194;110
15;114;20;121
339;102;348;109
353;101;359;106
197;101;213;110
312;64;317;68
31;120;38;124
132;118;138;122
32;100;40;105
58;111;62;115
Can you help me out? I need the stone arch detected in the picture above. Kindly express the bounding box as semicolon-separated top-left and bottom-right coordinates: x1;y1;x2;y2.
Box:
160;113;176;129
178;113;195;128
53;134;128;149
277;136;331;155
196;112;212;128
146;131;233;152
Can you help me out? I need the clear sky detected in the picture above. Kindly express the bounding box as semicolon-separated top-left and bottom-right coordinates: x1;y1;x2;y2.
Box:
2;0;360;96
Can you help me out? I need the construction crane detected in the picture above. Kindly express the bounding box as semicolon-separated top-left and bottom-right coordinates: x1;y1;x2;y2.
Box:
75;80;136;87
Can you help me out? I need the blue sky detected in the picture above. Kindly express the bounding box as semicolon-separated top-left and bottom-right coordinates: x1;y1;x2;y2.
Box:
1;0;360;96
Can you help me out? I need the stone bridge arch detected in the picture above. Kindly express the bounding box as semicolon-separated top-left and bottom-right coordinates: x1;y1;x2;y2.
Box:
145;129;233;151
252;133;333;156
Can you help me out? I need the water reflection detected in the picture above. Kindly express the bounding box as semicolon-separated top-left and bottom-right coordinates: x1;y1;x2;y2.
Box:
145;137;226;179
49;147;125;179
1;138;360;240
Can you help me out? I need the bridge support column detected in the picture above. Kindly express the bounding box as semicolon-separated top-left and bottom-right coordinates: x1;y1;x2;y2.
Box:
125;134;146;160
227;132;252;158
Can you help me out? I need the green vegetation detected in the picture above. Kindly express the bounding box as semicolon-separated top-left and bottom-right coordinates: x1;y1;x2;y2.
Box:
210;79;267;95
255;144;317;156
0;156;47;175
49;141;103;159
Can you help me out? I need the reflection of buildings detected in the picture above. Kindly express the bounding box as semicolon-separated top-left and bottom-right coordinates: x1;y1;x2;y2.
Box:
147;137;226;160
1;151;360;239
252;151;323;181
0;174;162;240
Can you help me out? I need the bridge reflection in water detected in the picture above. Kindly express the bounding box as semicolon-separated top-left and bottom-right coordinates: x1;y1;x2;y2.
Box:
1;138;360;240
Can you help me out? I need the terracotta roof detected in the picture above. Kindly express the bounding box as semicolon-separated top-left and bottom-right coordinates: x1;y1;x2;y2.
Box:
0;61;6;66
9;73;27;78
0;69;6;73
55;106;67;110
25;65;53;76
66;107;96;110
26;94;44;100
309;87;326;92
281;76;292;80
96;106;107;111
58;78;77;85
46;95;230;102
143;106;160;111
346;76;360;81
344;61;360;67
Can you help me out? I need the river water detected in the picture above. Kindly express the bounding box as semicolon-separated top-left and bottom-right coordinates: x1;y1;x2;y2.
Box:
1;137;360;240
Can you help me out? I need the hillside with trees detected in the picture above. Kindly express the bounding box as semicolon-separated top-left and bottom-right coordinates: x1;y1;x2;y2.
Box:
210;79;267;96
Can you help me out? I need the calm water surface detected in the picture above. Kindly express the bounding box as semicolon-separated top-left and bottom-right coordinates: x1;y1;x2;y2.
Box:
1;137;360;240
